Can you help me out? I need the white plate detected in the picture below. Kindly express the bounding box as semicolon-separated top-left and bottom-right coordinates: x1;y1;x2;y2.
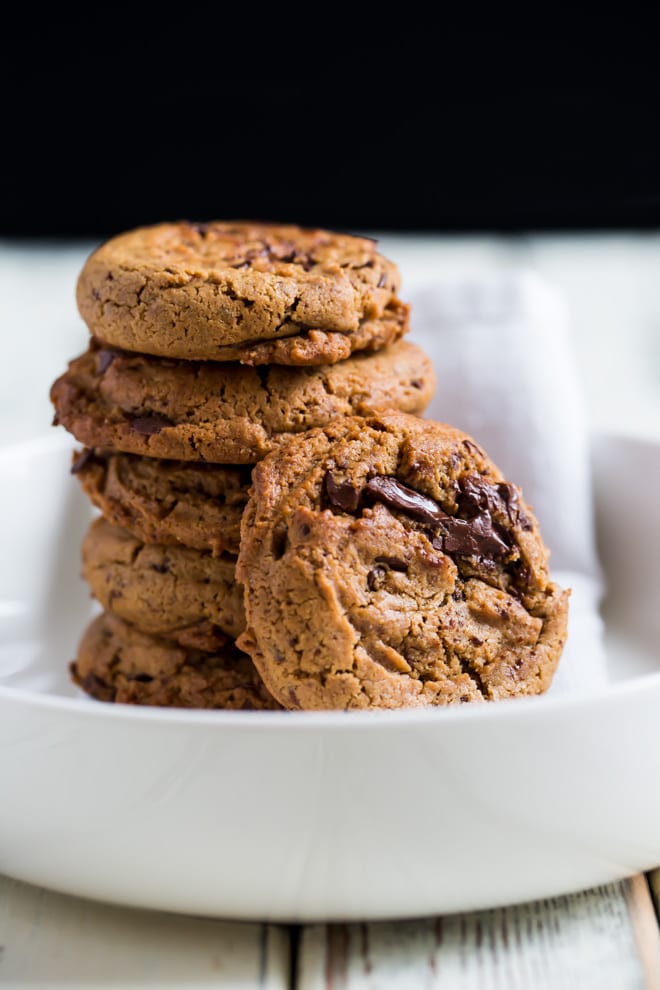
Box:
0;432;659;922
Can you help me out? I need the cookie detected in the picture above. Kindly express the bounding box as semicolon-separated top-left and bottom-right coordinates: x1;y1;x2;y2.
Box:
71;612;281;709
51;339;435;464
76;220;408;364
81;516;244;650
235;411;570;710
73;448;250;556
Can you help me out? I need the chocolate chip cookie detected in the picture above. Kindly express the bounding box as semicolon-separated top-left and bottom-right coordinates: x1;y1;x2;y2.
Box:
81;516;244;650
236;411;570;710
71;612;281;709
76;220;408;364
51;339;434;464
72;448;250;555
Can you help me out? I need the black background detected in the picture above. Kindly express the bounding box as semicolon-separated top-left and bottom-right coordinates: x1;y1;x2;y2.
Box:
3;14;660;238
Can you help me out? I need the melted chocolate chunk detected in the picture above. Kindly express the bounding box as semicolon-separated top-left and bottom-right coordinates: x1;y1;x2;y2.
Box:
364;475;513;563
364;476;447;526
129;413;174;435
432;513;510;560
324;472;361;512
70;448;95;475
458;475;531;531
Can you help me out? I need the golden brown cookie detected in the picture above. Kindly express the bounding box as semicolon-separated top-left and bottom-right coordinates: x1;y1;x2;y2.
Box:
51;339;435;464
81;516;244;650
71;612;281;709
72;448;250;556
76;220;408;364
236;411;570;710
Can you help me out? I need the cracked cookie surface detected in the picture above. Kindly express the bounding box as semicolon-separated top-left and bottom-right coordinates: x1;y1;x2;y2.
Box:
236;411;570;710
73;448;250;555
51;339;434;464
76;220;408;364
71;612;281;709
81;516;244;650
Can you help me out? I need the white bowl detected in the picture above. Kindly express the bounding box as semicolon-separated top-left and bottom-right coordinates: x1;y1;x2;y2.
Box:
0;432;658;922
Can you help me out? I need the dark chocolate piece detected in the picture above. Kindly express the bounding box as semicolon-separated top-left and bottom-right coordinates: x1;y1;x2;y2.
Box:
365;475;512;562
324;472;361;513
129;413;174;435
375;555;408;571
70;448;95;475
96;349;117;374
433;514;510;560
364;476;447;526
458;475;532;531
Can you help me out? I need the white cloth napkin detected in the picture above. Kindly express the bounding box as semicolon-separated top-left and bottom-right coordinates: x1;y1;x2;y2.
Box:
406;270;607;694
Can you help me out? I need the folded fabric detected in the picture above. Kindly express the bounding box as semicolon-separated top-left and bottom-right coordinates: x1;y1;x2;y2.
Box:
407;270;607;694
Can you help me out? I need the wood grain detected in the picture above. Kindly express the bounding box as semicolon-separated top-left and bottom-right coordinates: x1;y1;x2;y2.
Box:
0;875;290;987
298;878;660;990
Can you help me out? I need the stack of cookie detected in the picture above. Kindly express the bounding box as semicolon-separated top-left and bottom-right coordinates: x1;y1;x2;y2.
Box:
50;221;436;709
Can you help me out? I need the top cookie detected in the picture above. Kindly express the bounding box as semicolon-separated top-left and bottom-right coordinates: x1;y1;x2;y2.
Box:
76;221;407;364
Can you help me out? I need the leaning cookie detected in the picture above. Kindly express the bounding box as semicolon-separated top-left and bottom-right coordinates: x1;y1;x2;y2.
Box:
72;448;251;556
81;516;244;650
236;411;570;710
71;612;281;709
76;220;407;363
51;339;434;464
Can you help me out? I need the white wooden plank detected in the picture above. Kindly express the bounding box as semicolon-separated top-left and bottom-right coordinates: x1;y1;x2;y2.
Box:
298;878;659;990
0;874;289;988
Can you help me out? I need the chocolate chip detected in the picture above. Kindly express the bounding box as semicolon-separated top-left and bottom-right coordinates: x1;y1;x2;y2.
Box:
367;566;386;590
151;560;171;574
96;349;118;374
186;221;211;235
411;379;423;389
377;273;387;288
375;555;408;572
129;413;174;435
70;448;94;475
324;472;361;512
364;476;447;526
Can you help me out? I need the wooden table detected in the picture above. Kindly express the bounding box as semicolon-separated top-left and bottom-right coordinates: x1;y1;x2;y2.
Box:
2;233;660;987
1;873;659;986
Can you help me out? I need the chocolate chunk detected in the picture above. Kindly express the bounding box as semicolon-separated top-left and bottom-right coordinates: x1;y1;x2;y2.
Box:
365;475;512;563
324;472;361;513
375;555;408;572
367;566;386;591
129;413;174;435
96;349;117;374
151;560;171;574
70;448;95;475
433;514;510;560
497;483;532;530
377;273;388;288
458;475;531;531
364;476;448;526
